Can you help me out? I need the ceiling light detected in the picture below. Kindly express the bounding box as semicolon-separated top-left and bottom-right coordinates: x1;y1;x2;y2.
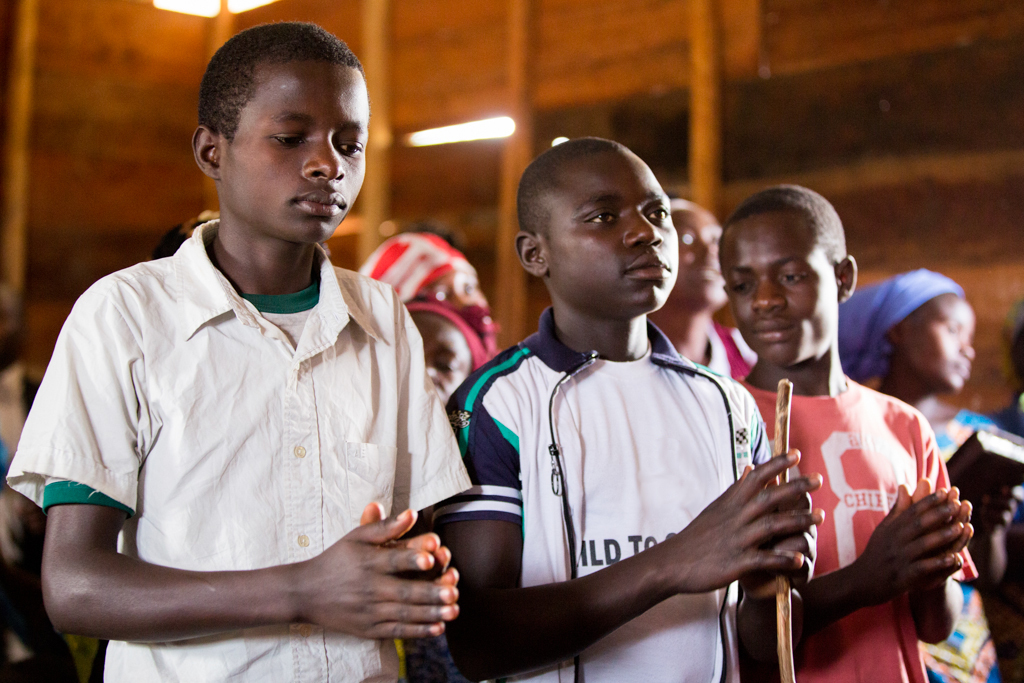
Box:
153;0;219;17
153;0;280;15
551;137;569;146
228;0;280;11
406;117;515;147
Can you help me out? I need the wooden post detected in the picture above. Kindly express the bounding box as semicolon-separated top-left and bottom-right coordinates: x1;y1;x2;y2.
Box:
358;0;392;264
690;0;723;216
1;0;39;292
202;0;234;211
495;0;532;346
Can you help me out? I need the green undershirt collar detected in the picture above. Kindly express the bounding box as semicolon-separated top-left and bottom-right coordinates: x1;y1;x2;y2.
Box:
241;279;320;314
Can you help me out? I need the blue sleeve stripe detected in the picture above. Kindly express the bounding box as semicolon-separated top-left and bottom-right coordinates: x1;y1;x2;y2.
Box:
464;347;531;411
434;511;523;527
435;500;523;519
493;417;520;453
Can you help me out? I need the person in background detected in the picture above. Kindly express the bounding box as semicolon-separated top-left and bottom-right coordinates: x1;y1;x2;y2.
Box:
406;301;488;406
0;287;79;682
0;285;29;470
360;232;499;359
839;270;994;456
363;239;495;683
991;299;1024;439
839;269;1008;683
723;186;975;683
396;300;486;683
650;198;756;378
985;298;1024;682
150;211;220;260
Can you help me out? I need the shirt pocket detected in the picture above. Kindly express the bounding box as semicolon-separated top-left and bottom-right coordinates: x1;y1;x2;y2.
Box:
345;442;397;521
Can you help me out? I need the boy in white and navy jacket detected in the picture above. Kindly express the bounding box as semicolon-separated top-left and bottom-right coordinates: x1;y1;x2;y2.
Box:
436;137;825;683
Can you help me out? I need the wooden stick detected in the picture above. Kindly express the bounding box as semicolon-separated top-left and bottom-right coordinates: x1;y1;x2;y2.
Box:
773;379;795;683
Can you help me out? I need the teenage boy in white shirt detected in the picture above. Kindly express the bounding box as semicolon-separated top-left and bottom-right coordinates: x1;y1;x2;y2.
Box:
7;23;469;683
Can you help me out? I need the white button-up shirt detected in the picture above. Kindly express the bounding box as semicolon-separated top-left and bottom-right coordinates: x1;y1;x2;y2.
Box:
8;222;471;682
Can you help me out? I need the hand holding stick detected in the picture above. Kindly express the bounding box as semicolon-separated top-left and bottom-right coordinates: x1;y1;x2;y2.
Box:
773;379;796;683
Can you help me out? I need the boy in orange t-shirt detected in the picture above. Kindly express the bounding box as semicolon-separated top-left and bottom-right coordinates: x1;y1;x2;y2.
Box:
720;185;976;683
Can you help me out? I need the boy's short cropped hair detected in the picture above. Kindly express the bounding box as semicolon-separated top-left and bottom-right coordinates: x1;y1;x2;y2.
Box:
199;22;364;141
516;137;631;235
723;184;847;264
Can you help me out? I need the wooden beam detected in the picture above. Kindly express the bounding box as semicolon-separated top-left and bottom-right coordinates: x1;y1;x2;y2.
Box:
722;147;1024;211
689;0;723;216
1;0;38;293
358;0;392;264
202;0;234;212
494;0;532;347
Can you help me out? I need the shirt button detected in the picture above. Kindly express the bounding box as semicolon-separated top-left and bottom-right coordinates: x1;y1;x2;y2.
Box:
297;534;309;548
294;446;306;459
299;624;313;638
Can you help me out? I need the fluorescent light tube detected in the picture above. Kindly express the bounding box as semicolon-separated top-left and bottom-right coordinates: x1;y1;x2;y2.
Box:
407;117;515;147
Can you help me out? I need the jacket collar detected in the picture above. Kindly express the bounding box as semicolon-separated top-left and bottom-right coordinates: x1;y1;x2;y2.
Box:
521;307;697;374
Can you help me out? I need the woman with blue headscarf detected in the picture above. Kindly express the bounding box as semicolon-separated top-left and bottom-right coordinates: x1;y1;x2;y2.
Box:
839;268;993;453
840;269;1014;683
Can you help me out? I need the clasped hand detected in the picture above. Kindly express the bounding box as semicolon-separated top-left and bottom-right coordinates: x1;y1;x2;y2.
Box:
296;503;460;639
666;451;825;596
851;479;973;605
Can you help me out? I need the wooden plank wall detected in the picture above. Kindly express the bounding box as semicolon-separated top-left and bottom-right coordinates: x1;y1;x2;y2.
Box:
8;0;208;372
2;0;1022;413
0;0;15;223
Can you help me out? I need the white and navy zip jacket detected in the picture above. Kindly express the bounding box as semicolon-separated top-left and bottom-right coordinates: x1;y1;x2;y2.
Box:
436;309;772;683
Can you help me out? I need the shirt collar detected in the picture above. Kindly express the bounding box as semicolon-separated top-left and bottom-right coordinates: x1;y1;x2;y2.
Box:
175;220;380;342
521;307;697;374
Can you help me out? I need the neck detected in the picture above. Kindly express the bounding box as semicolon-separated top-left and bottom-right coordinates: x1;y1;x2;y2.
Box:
210;219;319;296
746;345;848;397
906;395;959;427
551;306;649;362
879;361;938;412
648;304;714;364
878;362;961;429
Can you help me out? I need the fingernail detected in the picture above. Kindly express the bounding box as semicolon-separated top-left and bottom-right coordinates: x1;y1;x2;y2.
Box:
417;553;432;570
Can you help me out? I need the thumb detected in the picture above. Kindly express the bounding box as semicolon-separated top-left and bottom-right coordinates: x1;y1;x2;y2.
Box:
912;478;933;504
360;502;386;526
892;484;912;515
350;508;418;545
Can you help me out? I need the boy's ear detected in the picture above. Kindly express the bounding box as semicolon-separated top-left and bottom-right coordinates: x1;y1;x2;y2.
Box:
192;126;224;180
836;255;858;303
516;230;549;278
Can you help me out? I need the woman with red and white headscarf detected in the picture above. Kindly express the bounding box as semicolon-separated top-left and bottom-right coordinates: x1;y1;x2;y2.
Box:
362;232;494;683
361;233;499;360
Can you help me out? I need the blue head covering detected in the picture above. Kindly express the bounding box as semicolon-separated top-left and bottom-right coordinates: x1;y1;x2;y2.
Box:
838;269;964;382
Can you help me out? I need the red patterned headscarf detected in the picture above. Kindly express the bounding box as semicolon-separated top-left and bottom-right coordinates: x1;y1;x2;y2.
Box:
359;233;474;303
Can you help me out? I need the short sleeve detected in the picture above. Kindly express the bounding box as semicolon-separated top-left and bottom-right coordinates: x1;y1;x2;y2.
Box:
433;350;528;527
392;297;471;513
750;413;772;466
736;380;773;467
6;282;149;512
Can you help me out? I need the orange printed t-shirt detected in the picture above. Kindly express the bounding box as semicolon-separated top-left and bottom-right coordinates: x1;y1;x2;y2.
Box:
744;379;976;683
